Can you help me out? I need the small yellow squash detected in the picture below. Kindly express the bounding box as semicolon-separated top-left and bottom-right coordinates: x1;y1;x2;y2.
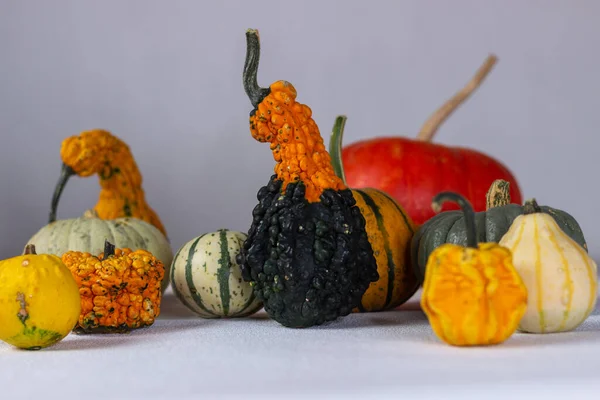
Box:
421;192;528;346
499;199;598;333
0;245;81;350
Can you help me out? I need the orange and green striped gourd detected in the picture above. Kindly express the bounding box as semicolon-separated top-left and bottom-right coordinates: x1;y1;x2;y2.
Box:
48;129;167;236
329;116;418;312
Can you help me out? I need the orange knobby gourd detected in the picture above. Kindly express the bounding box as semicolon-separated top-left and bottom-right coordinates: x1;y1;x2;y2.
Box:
248;73;345;202
49;129;167;236
421;192;528;346
62;240;164;333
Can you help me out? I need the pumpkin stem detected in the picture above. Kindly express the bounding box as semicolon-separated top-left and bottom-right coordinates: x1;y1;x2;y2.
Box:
83;209;100;219
523;199;542;215
328;115;348;185
24;244;37;255
49;163;75;223
103;240;116;258
485;179;511;210
417;54;498;142
432;192;478;248
243;29;271;109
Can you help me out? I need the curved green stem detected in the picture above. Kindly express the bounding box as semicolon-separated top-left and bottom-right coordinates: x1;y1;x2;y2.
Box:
243;29;270;109
328;115;348;185
49;163;75;223
432;192;478;248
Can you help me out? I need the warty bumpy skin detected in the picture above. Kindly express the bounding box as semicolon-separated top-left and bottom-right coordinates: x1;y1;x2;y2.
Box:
237;175;378;328
239;30;378;327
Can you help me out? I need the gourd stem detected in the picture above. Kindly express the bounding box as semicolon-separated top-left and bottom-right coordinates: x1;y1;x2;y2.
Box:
103;240;116;258
24;244;37;255
432;192;478;248
49;163;75;223
83;209;100;219
523;199;542;215
328;115;348;185
417;54;498;142
243;29;271;108
485;179;511;210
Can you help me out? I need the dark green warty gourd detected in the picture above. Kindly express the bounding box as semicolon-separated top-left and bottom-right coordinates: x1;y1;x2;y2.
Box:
411;180;588;285
236;29;378;328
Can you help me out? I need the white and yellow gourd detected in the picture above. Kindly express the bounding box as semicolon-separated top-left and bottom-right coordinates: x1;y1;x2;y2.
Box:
170;229;263;318
499;199;597;333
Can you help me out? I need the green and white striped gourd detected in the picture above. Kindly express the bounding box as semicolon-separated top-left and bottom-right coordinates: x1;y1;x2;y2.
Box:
170;229;263;318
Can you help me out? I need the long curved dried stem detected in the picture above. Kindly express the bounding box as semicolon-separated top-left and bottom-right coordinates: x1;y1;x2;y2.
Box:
417;54;498;142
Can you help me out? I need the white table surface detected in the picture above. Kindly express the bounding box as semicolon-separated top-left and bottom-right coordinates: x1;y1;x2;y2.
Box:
2;285;600;400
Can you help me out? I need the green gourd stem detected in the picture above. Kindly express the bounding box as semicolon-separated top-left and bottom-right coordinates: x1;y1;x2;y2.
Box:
103;240;116;258
24;245;36;255
243;29;270;109
523;199;542;215
328;115;348;185
485;179;511;210
432;192;478;248
49;163;75;223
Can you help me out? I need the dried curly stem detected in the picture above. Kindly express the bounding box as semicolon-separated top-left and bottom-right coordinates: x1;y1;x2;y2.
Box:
485;179;511;210
417;54;498;142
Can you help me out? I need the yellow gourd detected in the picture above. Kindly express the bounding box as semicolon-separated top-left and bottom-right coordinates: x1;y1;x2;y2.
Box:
0;245;81;350
421;192;528;346
499;199;598;333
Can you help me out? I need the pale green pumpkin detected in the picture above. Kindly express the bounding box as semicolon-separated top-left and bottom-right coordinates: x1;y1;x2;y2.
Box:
25;210;173;291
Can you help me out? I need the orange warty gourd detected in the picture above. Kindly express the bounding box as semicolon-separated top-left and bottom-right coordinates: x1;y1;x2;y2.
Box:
49;129;167;236
421;192;528;347
250;82;346;203
238;29;378;328
62;240;164;333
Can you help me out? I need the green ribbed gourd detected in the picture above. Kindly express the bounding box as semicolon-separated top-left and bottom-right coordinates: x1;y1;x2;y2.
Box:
411;180;588;284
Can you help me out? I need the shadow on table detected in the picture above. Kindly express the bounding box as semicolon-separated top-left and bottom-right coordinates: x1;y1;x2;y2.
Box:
134;319;217;336
313;308;427;330
45;335;132;352
156;292;263;328
502;331;600;348
158;292;203;320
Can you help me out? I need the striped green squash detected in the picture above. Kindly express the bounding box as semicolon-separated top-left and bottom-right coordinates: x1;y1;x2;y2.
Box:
170;229;263;318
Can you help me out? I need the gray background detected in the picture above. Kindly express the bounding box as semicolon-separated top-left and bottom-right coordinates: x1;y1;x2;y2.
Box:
1;0;599;260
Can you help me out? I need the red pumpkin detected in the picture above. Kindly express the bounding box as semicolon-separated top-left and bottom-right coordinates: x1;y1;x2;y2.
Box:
333;55;523;226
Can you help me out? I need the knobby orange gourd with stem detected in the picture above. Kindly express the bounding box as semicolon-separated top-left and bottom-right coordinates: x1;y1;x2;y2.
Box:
237;29;378;328
49;129;167;236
